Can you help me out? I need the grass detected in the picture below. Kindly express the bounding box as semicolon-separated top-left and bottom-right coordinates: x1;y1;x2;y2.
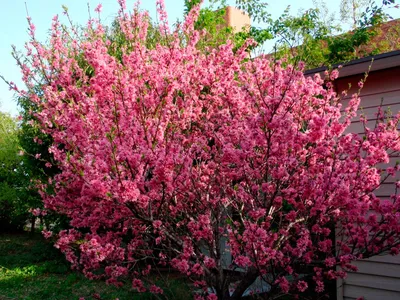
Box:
0;233;335;300
0;233;189;300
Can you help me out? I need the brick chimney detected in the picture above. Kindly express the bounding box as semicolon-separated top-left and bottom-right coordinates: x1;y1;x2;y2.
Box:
223;6;251;33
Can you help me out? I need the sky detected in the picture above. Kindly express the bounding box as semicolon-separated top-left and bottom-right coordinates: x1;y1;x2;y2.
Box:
0;0;399;116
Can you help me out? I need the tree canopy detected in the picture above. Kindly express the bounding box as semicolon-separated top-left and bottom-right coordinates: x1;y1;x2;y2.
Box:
0;112;27;232
11;1;400;299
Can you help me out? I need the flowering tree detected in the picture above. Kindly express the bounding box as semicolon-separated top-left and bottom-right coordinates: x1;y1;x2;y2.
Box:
14;0;400;299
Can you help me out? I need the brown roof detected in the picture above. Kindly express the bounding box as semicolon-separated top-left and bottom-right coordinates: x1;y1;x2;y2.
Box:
262;18;400;69
354;18;400;58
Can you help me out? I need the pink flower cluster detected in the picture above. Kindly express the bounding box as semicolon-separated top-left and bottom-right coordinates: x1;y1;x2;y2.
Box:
17;0;400;298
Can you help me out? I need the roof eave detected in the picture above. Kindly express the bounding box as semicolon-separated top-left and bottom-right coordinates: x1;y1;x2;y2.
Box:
304;50;400;78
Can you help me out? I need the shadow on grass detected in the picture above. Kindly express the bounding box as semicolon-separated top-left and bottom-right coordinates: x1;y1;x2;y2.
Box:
0;233;189;300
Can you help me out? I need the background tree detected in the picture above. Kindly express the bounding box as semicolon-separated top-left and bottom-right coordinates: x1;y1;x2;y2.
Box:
326;0;398;63
245;0;399;68
17;89;68;233
0;111;27;232
183;0;251;51
0;104;59;233
340;0;371;28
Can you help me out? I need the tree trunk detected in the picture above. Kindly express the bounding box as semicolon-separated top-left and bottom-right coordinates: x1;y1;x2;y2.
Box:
30;216;36;234
230;268;259;299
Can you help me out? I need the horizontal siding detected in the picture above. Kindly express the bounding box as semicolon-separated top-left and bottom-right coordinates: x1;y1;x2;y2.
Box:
376;155;400;172
352;102;400;120
335;67;400;96
340;89;400;108
336;67;400;300
344;115;400;135
351;259;400;278
346;272;400;292
343;118;400;135
343;284;400;300
363;254;400;265
374;182;398;197
339;68;400;138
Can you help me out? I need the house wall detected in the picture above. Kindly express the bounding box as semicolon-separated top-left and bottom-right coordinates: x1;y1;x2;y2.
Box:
334;66;400;300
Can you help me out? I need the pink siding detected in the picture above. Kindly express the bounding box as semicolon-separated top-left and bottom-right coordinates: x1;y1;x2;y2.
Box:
335;66;400;300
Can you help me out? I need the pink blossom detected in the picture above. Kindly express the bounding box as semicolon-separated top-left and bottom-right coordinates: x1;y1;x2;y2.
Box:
42;230;53;239
150;285;163;294
31;208;41;216
94;4;102;13
153;220;162;229
14;1;400;298
275;277;290;293
297;280;308;292
330;69;339;80
207;294;218;300
132;279;146;292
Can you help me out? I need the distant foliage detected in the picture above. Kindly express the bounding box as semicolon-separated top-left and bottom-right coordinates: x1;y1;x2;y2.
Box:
245;0;400;68
0;112;26;232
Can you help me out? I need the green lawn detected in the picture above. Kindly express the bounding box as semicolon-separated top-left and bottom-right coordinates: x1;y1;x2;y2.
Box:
0;233;335;300
0;233;189;300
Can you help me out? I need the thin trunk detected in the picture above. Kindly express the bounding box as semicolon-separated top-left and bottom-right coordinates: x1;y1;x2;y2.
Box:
215;275;232;300
30;216;36;234
230;268;259;299
352;0;357;29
